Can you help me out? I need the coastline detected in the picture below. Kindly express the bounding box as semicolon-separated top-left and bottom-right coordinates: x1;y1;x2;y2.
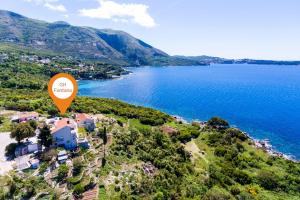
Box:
172;115;298;162
77;65;300;162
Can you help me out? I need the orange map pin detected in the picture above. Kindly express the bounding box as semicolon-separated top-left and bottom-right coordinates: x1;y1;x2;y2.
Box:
48;73;78;114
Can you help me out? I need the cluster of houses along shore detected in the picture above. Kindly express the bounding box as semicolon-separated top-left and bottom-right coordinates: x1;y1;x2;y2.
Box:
11;112;96;171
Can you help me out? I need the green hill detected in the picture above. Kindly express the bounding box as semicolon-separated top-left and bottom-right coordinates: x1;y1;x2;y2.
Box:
0;50;299;200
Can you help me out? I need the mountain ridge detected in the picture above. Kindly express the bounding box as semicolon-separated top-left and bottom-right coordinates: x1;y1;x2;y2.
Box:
0;10;204;66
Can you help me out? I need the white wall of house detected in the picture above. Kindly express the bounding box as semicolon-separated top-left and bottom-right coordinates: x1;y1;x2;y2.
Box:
52;126;78;150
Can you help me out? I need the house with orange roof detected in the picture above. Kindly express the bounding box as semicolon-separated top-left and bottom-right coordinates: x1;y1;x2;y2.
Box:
51;118;78;150
75;113;95;132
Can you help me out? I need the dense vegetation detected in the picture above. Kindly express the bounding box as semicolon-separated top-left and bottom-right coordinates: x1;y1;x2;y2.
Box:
103;119;300;199
0;48;128;91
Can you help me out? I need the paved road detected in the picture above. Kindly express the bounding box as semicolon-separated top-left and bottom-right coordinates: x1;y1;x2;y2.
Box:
0;132;15;175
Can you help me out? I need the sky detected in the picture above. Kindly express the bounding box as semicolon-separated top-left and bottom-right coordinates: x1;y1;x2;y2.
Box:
1;0;300;60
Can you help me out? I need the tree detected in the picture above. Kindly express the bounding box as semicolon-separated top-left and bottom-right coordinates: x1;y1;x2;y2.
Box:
102;157;106;167
102;126;108;145
38;124;52;147
5;143;18;158
72;158;83;176
207;117;229;129
41;149;57;162
10;123;35;143
28;120;37;129
99;126;108;163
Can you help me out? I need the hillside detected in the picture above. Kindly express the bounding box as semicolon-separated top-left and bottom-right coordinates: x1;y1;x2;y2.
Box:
0;10;204;66
0;49;299;199
0;88;299;199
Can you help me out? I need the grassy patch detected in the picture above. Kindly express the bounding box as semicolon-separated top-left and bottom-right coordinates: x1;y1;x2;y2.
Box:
78;127;87;137
98;185;108;200
0;117;11;132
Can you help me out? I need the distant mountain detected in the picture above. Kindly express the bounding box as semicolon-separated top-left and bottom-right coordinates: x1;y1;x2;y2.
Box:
0;10;204;66
175;55;300;65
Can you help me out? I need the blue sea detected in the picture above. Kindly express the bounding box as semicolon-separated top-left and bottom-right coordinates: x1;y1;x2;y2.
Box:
78;64;300;159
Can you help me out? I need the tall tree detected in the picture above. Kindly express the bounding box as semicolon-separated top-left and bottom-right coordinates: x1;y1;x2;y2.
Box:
38;124;53;148
10;123;35;143
103;126;108;145
100;126;108;164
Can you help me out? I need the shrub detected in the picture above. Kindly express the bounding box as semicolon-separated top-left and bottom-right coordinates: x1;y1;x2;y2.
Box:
207;133;222;146
28;120;37;129
73;183;85;195
207;117;229;129
256;170;280;190
237;192;255;200
39;162;48;175
225;128;248;141
177;131;192;143
202;187;231;200
233;170;252;185
230;185;241;195
72;158;83;176
214;146;227;157
41;149;57;162
57;164;69;182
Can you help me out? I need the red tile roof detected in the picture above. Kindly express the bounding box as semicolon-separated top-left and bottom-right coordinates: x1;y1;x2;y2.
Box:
76;113;91;123
51;118;76;134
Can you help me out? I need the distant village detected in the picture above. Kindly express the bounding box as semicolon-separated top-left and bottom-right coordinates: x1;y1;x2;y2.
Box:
0;52;128;79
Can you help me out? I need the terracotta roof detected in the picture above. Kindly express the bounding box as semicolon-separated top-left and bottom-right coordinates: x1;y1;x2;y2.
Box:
82;186;98;200
76;113;91;123
51;118;76;134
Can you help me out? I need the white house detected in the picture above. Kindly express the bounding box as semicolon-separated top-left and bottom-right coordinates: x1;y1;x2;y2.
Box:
75;113;95;132
51;118;78;150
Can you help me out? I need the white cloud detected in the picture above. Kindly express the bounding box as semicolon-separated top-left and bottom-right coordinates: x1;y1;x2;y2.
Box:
44;2;67;12
79;0;156;28
24;0;67;12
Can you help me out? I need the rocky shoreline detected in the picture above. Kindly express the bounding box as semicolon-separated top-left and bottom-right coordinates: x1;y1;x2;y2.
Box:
172;115;298;162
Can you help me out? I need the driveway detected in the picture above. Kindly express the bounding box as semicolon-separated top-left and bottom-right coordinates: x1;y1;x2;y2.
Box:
0;132;16;175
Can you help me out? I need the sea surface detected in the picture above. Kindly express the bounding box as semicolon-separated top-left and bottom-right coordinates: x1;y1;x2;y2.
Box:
78;64;300;159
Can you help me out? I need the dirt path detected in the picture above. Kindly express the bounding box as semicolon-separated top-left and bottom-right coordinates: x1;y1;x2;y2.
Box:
185;139;207;163
0;132;16;175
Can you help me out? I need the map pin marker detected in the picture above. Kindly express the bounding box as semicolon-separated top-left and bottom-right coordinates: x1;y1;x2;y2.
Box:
48;73;78;114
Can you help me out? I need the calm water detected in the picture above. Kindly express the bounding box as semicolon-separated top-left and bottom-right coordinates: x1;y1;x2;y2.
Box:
78;64;300;159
